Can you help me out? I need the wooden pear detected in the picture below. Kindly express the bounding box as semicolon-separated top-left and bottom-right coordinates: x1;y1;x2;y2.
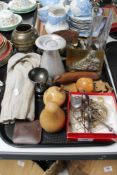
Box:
39;102;65;133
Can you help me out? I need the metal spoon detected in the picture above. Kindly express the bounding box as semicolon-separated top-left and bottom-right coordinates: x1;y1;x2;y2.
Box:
82;94;92;133
70;95;82;109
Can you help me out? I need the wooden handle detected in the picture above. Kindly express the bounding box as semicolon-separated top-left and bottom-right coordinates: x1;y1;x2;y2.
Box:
54;72;99;84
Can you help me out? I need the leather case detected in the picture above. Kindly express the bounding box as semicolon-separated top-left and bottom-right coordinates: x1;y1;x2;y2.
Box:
12;120;42;144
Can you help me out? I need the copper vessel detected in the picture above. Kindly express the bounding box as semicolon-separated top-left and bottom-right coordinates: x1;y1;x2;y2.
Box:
11;24;38;52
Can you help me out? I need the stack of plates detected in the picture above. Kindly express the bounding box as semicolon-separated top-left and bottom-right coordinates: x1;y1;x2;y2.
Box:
8;0;37;14
0;34;13;67
0;10;22;32
68;14;92;37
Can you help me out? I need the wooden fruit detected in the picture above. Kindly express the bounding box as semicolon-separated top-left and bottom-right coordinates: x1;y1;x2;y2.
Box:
76;77;94;92
43;86;66;106
39;102;65;133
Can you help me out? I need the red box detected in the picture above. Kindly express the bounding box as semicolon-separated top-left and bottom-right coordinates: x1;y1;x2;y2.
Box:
67;92;117;142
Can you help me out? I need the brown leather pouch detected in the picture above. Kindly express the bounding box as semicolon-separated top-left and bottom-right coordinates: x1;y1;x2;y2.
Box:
12;120;42;144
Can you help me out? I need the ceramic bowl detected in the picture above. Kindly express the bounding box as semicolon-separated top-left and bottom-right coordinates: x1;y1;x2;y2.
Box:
12;0;32;7
45;7;69;33
0;1;8;11
0;10;15;27
48;7;67;25
0;10;22;31
8;0;37;13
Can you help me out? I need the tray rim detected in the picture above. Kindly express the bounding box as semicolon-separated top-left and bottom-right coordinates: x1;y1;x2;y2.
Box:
0;7;117;148
0;56;116;148
0;124;115;148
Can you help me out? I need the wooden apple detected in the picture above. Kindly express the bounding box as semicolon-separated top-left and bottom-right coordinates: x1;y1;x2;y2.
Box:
39;102;65;133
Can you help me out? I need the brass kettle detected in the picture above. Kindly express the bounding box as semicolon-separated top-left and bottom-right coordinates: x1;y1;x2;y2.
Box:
11;24;38;52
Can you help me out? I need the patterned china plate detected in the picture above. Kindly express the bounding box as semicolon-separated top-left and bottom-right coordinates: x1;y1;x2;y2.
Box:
9;5;37;14
0;14;22;31
68;13;92;22
8;0;37;14
0;1;8;11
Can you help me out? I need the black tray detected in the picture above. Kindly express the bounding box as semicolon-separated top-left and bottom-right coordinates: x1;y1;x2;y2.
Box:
0;55;116;148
